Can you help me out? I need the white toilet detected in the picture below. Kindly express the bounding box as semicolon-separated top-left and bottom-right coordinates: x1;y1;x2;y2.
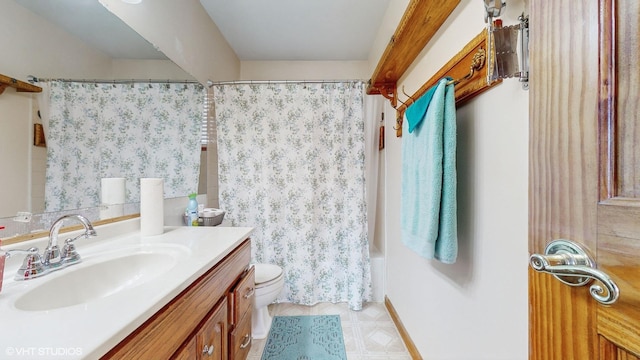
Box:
251;263;285;339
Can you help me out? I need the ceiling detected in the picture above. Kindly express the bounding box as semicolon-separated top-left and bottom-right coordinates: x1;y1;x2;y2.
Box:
199;0;390;61
13;0;390;62
14;0;167;60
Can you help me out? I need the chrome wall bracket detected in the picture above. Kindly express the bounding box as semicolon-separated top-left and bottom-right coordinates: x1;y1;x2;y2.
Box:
486;12;529;90
530;239;620;305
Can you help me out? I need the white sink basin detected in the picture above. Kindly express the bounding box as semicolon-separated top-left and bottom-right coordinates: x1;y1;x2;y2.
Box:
14;248;183;311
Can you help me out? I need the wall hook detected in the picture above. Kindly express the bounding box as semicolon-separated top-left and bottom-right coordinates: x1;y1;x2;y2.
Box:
395;85;417;108
393;116;403;131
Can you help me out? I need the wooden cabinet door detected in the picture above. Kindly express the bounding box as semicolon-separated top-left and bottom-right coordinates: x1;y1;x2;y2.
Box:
229;266;255;326
197;298;228;360
228;267;254;360
529;0;640;358
172;337;198;360
229;313;252;360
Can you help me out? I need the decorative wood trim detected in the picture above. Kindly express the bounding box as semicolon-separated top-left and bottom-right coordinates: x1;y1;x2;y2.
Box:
0;74;41;94
599;335;640;360
394;30;501;137
371;83;397;109
367;0;460;98
598;0;616;201
384;296;423;360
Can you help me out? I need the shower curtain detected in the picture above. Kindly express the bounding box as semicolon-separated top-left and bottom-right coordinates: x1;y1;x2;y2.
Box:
214;81;372;310
45;81;203;212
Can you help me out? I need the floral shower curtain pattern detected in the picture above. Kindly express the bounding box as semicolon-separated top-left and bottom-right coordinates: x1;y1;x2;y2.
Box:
45;81;203;212
214;81;372;310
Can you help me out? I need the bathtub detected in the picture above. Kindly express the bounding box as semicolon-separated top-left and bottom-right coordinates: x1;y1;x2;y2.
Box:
370;245;384;302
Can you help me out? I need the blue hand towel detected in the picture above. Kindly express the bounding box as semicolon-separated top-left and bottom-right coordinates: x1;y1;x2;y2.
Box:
401;78;458;264
405;84;438;133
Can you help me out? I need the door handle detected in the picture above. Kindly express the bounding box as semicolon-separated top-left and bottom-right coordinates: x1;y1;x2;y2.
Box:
529;239;619;305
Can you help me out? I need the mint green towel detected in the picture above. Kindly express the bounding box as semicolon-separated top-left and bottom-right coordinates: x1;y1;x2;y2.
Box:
401;78;458;264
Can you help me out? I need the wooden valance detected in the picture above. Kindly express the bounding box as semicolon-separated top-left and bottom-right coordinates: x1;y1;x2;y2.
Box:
366;0;461;107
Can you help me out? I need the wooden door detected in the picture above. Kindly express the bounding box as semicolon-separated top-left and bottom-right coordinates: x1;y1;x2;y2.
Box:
529;0;640;359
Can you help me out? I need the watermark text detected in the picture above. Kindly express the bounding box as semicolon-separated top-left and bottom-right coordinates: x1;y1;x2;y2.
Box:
5;347;83;358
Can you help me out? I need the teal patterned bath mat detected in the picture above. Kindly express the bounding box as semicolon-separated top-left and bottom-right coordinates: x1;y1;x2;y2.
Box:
261;315;347;360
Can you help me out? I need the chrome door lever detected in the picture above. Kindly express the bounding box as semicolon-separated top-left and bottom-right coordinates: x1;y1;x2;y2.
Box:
529;240;619;305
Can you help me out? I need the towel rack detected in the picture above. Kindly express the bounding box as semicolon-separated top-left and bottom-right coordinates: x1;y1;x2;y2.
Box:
447;48;486;86
397;48;485;110
393;30;502;137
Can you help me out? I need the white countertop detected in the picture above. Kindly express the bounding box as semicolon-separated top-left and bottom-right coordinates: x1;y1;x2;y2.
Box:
0;219;253;359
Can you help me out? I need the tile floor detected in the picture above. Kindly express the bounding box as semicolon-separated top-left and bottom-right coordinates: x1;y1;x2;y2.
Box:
247;302;412;360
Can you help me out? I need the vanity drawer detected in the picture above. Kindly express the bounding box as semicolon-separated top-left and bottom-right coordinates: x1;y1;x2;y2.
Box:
229;266;255;325
229;310;252;360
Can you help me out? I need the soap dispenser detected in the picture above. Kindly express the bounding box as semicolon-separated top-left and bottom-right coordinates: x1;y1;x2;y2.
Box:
186;194;199;226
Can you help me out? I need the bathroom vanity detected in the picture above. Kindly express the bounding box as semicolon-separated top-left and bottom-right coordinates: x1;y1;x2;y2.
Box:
103;238;255;359
0;220;254;360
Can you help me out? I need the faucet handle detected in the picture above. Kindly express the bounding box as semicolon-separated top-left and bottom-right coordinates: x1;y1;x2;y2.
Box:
7;247;46;280
6;247;39;260
43;245;61;267
61;238;81;265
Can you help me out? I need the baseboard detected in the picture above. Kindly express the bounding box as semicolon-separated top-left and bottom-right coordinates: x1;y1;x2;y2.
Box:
384;295;423;360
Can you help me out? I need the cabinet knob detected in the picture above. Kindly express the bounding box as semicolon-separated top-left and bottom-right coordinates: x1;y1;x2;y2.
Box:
240;334;252;349
243;287;255;299
202;344;214;356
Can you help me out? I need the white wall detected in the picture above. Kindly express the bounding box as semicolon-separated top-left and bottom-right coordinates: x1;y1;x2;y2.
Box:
0;1;113;82
0;89;31;217
241;61;370;80
378;1;529;359
368;0;410;76
111;59;192;80
0;0;194;218
100;0;240;84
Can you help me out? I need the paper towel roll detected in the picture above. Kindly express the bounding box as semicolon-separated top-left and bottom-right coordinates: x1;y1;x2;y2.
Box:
140;178;164;236
100;178;126;219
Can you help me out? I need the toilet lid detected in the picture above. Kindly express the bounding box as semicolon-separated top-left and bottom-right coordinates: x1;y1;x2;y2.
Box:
253;263;283;285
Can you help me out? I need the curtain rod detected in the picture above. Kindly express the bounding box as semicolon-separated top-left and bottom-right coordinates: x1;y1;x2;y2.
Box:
27;75;201;85
27;76;364;87
207;79;365;87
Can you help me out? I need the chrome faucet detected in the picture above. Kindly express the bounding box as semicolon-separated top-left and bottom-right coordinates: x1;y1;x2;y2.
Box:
8;214;97;280
44;214;97;267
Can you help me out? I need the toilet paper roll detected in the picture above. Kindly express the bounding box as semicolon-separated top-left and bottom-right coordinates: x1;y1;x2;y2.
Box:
100;178;126;219
101;178;126;204
140;178;164;236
